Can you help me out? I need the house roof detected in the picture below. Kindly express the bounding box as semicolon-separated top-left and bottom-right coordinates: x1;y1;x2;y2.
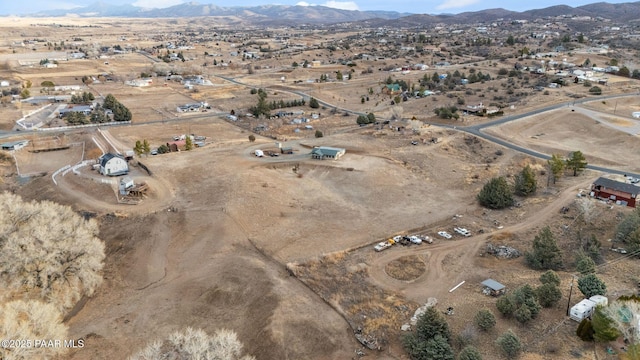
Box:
593;177;640;196
311;146;345;158
100;153;124;167
481;279;505;291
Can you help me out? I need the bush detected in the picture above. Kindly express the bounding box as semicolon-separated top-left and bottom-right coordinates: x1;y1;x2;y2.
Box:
588;86;602;95
496;330;522;358
496;296;515;316
309;97;320;108
537;283;562;308
474;309;496;331
514;304;532;324
0;193;105;311
578;274;606;298
539;270;561;286
130;328;255;360
248;134;256;142
314;130;323;138
458;345;482;360
477;176;514;209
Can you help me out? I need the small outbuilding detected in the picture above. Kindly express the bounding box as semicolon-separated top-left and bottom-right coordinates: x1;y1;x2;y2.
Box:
310;146;346;160
99;153;128;176
1;140;29;151
481;279;506;296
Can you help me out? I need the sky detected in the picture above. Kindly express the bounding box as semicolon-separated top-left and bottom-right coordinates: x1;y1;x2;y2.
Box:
0;0;634;16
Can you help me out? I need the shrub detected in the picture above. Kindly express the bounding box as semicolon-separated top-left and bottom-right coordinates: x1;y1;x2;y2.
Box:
496;329;522;358
0;193;105;311
474;309;496;331
578;274;606;298
458;345;482;360
514;165;537;196
309;97;320;108
588;86;602;95
248;134;256;142
477;176;514;209
130;328;255;360
539;270;561;286
576;253;596;275
514;304;532;324
536;283;562;308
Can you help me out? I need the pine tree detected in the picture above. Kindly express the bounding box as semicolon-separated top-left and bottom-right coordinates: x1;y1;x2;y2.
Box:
525;226;563;270
566;151;588;176
578;274;606;298
514;165;537;196
142;140;151;156
133;140;144;157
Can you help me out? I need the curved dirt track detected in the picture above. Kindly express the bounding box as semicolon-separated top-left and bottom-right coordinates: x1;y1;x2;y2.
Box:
367;179;593;302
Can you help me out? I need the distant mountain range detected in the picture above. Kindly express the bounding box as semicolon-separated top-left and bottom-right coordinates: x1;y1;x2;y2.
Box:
12;1;640;26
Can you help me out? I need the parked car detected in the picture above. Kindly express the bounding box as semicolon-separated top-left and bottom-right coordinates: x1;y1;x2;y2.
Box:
454;227;472;237
438;231;452;239
150;148;158;155
409;235;422;244
419;235;433;244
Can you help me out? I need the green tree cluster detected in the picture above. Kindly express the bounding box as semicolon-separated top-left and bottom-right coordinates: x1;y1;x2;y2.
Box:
103;94;132;122
433;106;459;120
536;270;562;308
496;284;541;324
614;208;640;255
548;154;565;184
403;307;454;360
71;92;95;104
308;97;320;109
356;113;376;125
477;176;514;209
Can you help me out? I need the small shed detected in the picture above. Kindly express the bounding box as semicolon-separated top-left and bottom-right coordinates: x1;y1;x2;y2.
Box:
1;140;29;151
481;279;506;296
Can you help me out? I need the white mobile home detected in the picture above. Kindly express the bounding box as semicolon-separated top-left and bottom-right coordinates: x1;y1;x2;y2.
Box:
570;299;596;322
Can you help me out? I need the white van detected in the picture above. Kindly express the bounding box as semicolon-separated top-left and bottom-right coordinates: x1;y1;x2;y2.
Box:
254;150;264;157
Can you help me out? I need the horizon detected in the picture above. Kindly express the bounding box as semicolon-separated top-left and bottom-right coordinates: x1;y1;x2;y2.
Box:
0;0;634;16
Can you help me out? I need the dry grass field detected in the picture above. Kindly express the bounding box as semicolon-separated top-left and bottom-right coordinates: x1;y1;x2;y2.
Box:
2;16;640;360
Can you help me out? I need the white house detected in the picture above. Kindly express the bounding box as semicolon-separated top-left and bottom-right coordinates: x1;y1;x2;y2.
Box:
99;153;128;176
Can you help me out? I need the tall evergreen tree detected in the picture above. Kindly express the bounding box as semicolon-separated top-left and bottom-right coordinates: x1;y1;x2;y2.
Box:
514;165;537;196
525;226;563;270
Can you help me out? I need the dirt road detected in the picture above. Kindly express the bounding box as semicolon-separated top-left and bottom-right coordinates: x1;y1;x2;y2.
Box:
367;178;594;303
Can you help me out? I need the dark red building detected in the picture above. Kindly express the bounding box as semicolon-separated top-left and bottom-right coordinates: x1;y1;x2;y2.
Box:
591;177;639;208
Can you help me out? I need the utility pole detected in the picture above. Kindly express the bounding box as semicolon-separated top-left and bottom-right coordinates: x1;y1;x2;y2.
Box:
566;276;575;316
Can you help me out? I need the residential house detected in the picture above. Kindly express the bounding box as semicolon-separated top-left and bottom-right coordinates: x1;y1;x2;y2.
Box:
99;153;128;176
591;177;640;207
310;146;346;160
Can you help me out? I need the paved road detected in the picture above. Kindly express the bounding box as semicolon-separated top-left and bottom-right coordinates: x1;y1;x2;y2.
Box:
428;92;640;178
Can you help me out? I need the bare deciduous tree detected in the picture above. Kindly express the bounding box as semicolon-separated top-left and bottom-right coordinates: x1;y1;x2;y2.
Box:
0;192;105;310
389;105;404;120
0;300;68;359
129;328;255;360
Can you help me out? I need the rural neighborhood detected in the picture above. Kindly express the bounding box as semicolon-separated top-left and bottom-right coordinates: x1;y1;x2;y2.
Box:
2;1;640;359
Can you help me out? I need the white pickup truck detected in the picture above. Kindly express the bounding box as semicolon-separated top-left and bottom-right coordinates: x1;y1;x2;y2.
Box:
374;239;395;252
454;227;472;237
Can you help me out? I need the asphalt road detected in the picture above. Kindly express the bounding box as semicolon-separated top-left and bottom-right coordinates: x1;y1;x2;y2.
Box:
428;92;640;178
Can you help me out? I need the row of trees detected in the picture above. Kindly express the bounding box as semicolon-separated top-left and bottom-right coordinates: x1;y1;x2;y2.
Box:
103;94;132;122
70;91;95;104
249;88;320;118
478;152;588;210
